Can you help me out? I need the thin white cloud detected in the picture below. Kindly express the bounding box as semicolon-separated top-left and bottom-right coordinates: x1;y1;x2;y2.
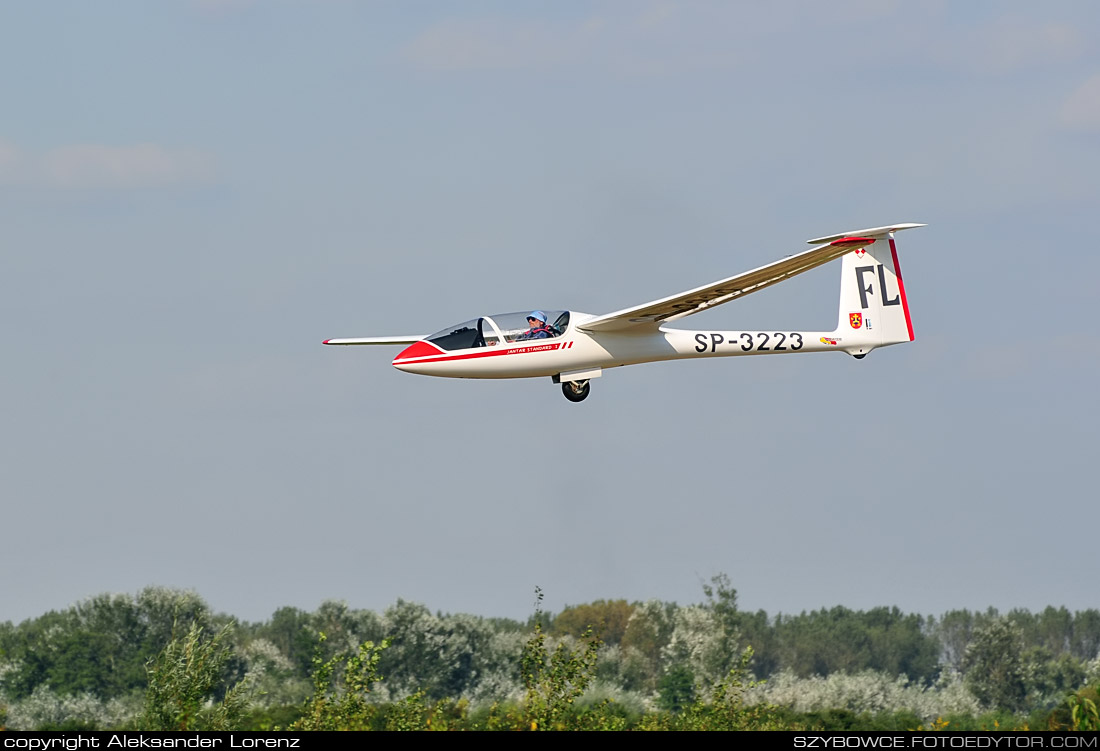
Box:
397;3;930;76
192;0;256;16
975;20;1083;73
401;3;800;74
402;17;602;72
960;343;1034;380
0;137;33;184
0;141;216;189
1061;73;1100;131
960;334;1100;380
929;18;1086;74
0;139;18;166
0;138;25;183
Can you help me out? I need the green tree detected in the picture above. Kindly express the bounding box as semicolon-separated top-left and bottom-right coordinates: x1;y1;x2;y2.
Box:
290;634;390;731
138;621;249;731
662;605;734;687
259;607;317;678
740;608;780;677
862;607;939;684
642;648;785;731
378;600;519;701
621;599;675;691
1;588;211;701
961;619;1028;712
1025;649;1086;701
1067;691;1100;731
657;664;695;713
1070;610;1100;660
1046;687;1100;731
934;609;975;674
772;606;939;683
1035;606;1073;655
702;574;740;633
520;589;602;730
551;600;635;646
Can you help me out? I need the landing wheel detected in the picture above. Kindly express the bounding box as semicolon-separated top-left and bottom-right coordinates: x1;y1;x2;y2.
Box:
562;380;590;402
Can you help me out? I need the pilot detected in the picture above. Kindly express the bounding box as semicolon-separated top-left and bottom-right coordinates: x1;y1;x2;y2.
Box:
518;311;554;340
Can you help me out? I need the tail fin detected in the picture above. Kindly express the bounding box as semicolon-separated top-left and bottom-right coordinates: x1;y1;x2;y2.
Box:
812;223;923;357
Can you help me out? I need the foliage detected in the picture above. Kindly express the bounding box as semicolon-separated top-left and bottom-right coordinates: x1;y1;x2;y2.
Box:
1045;687;1100;731
239;638;310;708
370;692;472;731
520;588;602;730
1;686;139;731
376;600;521;701
1025;649;1087;703
590;644;650;694
138;621;249;731
962;619;1029;712
769;606;940;684
740;608;781;676
552;600;634;646
289;633;389;731
934;609;983;674
375;688;427;731
772;707;926;732
748;667;980;722
619;599;675;692
933;607;1100;674
0;588;210;701
643;648;787;730
1068;693;1100;731
702;573;741;639
258;607;319;678
240;703;303;731
657;664;695;713
4;578;1100;730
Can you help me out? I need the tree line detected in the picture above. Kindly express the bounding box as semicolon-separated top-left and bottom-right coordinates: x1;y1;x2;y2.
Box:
1;578;1098;730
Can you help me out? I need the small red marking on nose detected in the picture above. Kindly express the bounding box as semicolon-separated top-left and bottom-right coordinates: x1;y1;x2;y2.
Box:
394;340;444;363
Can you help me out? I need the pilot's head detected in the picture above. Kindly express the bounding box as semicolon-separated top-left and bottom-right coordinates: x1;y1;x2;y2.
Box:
527;311;547;327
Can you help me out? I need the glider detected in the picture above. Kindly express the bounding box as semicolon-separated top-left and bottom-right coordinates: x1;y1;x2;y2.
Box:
324;223;924;402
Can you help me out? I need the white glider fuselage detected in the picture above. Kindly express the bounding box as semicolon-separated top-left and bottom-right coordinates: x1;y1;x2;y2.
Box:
325;224;922;402
392;321;851;379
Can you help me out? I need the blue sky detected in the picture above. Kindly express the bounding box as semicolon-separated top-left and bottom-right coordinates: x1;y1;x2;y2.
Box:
2;1;1098;625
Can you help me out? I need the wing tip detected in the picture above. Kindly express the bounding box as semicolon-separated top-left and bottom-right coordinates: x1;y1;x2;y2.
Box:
829;236;876;247
808;223;926;245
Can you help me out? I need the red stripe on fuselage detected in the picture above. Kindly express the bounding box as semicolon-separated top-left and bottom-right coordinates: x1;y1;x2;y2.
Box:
393;341;566;366
889;237;914;341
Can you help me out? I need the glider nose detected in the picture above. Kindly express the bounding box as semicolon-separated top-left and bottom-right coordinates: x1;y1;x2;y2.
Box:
393;340;440;371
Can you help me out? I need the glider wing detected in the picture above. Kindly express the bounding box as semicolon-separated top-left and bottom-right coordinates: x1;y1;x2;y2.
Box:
323;335;426;345
577;223;924;333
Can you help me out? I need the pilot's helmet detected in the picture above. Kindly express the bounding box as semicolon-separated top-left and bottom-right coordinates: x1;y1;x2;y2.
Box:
528;310;547;324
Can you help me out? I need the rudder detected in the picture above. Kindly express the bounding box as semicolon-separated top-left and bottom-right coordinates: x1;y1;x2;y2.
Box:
827;224;923;356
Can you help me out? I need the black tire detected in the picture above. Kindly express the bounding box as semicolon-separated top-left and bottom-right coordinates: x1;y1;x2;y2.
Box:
562;380;590;402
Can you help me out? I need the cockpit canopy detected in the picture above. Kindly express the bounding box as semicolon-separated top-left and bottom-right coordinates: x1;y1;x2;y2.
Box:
426;311;570;351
